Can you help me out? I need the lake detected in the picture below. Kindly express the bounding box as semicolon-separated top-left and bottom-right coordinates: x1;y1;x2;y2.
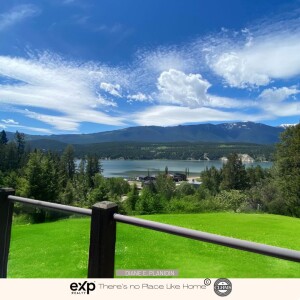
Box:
100;160;273;178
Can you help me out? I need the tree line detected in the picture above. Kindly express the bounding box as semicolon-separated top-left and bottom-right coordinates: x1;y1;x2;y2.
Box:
123;125;300;218
0;131;129;222
28;139;275;161
0;124;299;221
123;157;271;215
72;141;274;161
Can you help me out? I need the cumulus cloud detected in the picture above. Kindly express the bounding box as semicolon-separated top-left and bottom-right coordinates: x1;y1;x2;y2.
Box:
0;4;41;31
209;51;271;88
100;82;122;97
2;9;300;133
156;69;211;108
132;11;300;92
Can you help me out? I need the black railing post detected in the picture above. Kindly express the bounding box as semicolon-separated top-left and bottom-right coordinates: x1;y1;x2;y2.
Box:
0;188;15;278
88;201;118;278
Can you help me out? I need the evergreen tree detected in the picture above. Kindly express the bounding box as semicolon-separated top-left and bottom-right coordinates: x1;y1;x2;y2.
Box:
0;170;4;187
21;151;60;222
126;183;139;212
0;130;8;145
0;131;7;171
73;158;89;205
15;131;25;156
5;142;18;171
61;145;76;180
86;154;102;188
274;124;300;217
23;151;59;201
60;180;77;205
201;166;221;195
247;165;269;187
220;153;249;190
14;131;26;168
165;165;168;175
87;174;109;205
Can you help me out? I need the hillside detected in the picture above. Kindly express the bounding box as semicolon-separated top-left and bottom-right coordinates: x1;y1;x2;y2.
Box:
7;122;284;145
23;140;274;161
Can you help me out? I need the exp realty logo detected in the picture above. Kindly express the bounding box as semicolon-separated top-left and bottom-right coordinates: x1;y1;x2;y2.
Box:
214;278;232;297
70;281;96;295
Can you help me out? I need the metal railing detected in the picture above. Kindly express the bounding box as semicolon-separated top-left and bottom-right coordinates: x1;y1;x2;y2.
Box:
0;187;300;278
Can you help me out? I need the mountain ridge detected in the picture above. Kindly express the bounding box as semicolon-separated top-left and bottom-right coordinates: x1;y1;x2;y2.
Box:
5;121;284;145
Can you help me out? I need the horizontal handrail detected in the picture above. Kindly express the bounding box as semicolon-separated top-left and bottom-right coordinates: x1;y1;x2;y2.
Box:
8;195;92;216
114;213;300;263
6;194;300;263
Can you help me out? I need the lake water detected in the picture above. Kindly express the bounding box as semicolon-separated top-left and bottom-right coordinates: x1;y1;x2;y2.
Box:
100;160;273;178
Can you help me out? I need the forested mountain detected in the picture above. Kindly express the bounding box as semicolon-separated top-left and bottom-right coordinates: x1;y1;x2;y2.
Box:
7;122;284;145
72;142;275;161
22;140;273;161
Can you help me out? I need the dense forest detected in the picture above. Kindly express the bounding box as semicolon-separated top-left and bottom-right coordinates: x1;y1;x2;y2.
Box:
29;140;275;161
0;124;299;222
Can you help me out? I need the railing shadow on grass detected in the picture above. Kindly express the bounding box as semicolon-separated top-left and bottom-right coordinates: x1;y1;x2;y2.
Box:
1;187;300;278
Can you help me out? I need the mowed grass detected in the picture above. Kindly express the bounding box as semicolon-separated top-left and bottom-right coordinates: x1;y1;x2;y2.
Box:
7;213;300;278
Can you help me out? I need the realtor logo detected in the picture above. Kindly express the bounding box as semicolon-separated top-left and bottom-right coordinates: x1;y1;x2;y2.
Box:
70;281;96;295
214;278;232;297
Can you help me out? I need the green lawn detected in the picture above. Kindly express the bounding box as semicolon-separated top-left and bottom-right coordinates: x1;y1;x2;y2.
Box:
8;213;300;278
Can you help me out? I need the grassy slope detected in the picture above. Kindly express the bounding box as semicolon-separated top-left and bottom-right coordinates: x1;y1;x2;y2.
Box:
8;213;300;278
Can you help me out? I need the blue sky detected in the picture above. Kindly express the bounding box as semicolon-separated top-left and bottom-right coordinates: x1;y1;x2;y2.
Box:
0;0;300;135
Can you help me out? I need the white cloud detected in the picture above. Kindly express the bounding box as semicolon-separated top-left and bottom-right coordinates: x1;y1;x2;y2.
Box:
100;82;122;97
131;12;300;93
0;53;126;131
204;15;300;88
258;86;300;117
0;121;52;134
0;4;40;31
209;51;271;88
138;48;196;75
156;69;211;108
259;86;300;102
1;119;19;125
24;109;80;131
2;10;300;133
209;95;255;109
132;105;261;126
127;92;151;102
263;102;300;117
